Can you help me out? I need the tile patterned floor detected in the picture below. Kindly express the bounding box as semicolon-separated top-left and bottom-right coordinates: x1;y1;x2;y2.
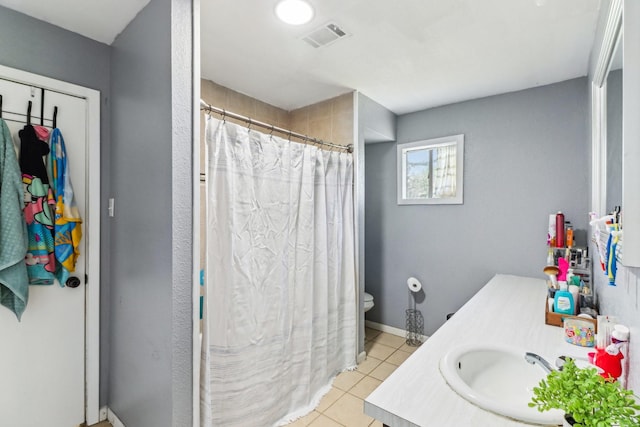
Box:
285;328;422;427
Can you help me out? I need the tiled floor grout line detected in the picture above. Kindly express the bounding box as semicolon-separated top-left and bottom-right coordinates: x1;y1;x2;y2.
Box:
283;331;422;426
312;332;417;426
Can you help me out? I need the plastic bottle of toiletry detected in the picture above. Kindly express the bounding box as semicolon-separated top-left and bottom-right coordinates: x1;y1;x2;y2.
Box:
566;268;574;284
566;225;574;248
546;248;554;265
567;281;580;315
548;214;557;247
556;212;565;248
554;281;574;315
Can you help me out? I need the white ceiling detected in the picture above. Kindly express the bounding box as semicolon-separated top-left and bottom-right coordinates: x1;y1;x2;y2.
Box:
0;0;150;45
202;0;601;114
0;0;601;115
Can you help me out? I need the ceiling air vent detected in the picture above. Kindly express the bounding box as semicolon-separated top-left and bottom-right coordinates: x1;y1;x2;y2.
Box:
302;22;349;48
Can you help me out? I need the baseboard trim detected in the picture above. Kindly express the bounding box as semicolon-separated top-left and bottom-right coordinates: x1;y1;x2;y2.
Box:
107;408;126;427
365;320;429;342
99;406;108;422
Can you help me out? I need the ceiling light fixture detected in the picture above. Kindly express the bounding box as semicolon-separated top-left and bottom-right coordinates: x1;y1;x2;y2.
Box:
275;0;314;25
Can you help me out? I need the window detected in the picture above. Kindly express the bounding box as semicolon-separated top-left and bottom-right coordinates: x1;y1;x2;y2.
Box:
397;134;464;205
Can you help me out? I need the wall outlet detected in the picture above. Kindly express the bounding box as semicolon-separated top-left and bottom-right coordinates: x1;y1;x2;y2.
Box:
108;198;115;217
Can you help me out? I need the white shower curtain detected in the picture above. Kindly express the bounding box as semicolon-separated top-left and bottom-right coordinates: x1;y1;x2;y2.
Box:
201;116;357;427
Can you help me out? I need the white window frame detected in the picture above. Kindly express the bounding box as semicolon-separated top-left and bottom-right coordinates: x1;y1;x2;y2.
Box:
397;134;464;205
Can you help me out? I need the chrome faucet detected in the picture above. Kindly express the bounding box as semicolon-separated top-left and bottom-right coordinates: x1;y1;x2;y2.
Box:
524;352;555;374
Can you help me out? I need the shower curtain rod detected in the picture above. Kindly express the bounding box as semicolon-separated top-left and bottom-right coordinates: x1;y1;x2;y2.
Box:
200;99;353;153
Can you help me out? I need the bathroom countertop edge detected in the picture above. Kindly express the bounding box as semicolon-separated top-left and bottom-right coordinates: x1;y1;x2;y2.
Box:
364;273;590;426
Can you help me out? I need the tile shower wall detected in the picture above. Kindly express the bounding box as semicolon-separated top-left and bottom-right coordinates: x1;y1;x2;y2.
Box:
289;93;354;148
200;79;290;174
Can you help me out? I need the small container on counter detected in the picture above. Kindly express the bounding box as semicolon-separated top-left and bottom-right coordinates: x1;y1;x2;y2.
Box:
564;317;596;347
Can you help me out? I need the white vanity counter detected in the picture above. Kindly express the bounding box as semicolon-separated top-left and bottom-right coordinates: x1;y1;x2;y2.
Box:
364;274;591;426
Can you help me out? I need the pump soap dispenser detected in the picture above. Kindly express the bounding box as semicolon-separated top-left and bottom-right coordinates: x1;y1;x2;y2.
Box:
554;281;575;315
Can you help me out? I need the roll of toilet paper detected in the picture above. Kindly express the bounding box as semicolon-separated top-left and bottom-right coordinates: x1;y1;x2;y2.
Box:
407;277;422;293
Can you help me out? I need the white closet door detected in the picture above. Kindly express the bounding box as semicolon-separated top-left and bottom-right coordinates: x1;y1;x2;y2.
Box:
0;78;87;427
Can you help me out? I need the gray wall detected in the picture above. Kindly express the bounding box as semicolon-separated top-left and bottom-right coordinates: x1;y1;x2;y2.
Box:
361;94;397;144
109;0;193;425
1;2;194;422
0;5;113;406
365;78;589;335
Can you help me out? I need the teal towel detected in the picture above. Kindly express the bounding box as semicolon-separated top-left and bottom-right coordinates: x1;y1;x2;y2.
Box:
0;119;29;320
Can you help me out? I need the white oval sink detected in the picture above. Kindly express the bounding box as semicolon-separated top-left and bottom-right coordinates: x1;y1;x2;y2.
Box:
439;344;564;425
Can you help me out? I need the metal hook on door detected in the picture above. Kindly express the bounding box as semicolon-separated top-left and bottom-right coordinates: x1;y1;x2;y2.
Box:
27;100;32;125
40;88;45;126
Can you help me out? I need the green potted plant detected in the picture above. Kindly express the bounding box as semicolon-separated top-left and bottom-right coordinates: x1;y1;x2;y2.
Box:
529;358;640;426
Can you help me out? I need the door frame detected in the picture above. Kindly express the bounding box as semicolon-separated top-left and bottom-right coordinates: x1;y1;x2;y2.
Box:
0;64;101;425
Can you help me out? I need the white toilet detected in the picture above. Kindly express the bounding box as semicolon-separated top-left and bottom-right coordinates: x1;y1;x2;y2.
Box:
364;292;374;312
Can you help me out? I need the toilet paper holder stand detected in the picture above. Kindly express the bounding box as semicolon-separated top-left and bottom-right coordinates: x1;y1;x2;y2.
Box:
406;277;424;346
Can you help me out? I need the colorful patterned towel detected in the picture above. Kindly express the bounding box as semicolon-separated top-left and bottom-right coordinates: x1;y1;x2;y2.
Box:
22;174;56;284
19;124;56;285
0;119;29;319
49;128;82;285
